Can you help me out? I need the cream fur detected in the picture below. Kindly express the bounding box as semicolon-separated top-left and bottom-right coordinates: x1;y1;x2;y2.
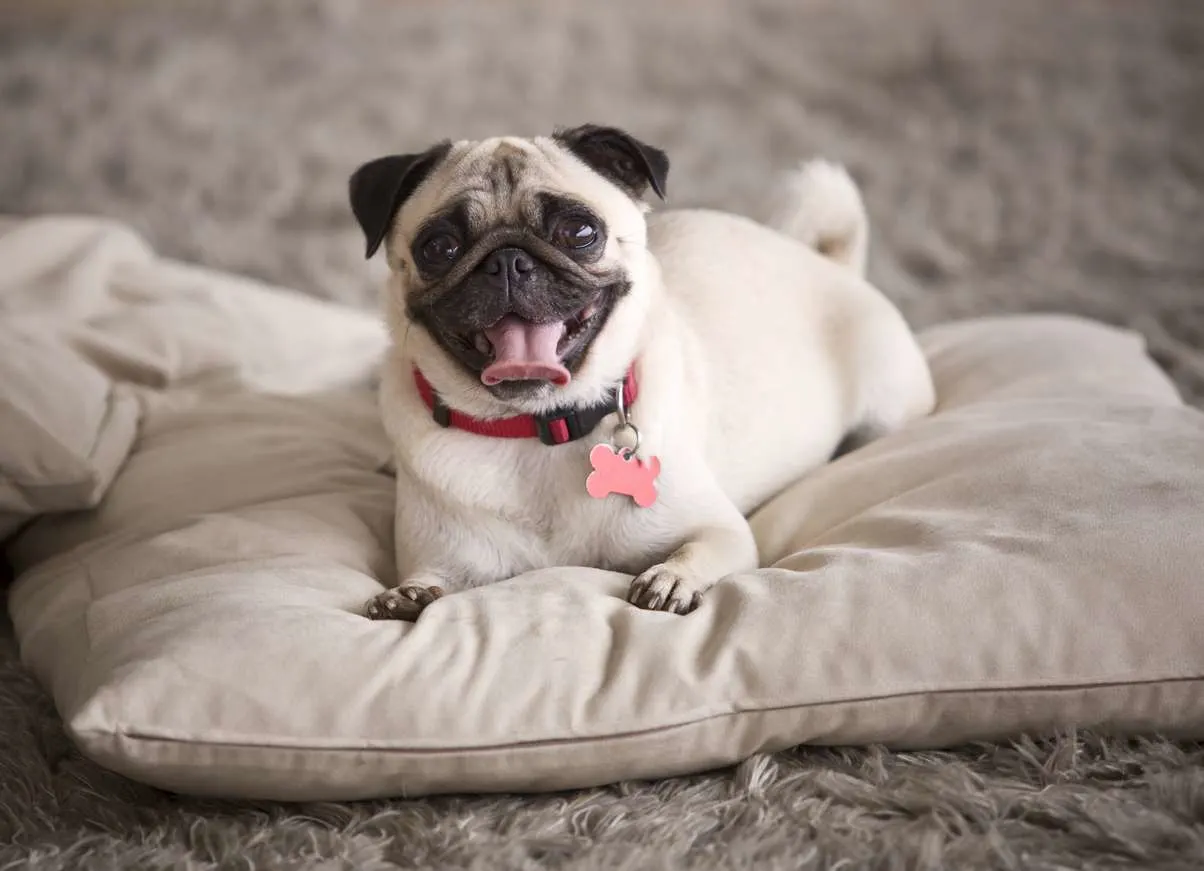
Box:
373;141;935;615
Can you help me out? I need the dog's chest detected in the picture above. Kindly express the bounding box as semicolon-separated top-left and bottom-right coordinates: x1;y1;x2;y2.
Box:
410;437;673;575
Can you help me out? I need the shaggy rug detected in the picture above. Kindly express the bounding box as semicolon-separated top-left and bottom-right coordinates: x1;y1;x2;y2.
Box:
2;0;1203;868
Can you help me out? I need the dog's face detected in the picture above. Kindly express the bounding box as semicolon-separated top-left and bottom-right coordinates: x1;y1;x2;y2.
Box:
349;125;669;409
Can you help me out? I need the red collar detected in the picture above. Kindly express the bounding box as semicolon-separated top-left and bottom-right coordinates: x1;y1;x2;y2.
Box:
413;367;638;446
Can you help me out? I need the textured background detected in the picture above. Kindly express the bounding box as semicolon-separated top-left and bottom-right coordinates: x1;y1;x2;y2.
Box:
2;0;1204;868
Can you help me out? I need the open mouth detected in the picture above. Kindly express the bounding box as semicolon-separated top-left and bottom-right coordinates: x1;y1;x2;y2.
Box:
465;300;603;387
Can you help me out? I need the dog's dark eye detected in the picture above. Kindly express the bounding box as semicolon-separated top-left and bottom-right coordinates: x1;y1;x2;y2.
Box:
552;217;598;250
420;233;461;265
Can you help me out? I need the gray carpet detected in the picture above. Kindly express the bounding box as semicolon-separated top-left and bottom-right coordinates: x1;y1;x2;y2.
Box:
2;0;1204;868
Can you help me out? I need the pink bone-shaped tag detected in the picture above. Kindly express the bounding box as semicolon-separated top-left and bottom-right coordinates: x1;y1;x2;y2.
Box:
585;444;661;508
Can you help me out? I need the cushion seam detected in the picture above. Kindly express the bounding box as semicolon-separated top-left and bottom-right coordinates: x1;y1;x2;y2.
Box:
72;674;1204;754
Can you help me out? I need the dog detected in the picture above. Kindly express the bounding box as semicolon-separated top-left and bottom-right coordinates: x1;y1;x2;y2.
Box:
348;124;935;620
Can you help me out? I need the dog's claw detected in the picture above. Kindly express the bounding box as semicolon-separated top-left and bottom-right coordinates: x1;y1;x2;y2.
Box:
669;597;692;615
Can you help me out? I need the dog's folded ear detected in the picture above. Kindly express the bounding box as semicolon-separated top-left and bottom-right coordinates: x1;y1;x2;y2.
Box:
553;125;669;202
349;142;451;258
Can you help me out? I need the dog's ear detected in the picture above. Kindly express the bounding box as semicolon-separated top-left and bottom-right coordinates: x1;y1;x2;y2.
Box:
348;142;451;258
553;124;669;201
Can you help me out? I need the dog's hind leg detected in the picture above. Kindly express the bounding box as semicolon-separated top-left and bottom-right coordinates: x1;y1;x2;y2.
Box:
841;319;936;458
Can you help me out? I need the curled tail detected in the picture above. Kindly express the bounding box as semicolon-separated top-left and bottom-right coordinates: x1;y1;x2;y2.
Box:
758;159;869;278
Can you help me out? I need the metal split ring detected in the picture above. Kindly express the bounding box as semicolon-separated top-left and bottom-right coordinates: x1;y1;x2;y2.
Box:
612;382;641;458
611;422;641;459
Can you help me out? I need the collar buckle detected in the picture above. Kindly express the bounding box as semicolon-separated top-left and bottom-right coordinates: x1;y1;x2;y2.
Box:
535;409;593;446
431;395;452;428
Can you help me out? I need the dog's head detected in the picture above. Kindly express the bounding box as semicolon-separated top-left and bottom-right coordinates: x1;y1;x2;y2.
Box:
349;125;668;412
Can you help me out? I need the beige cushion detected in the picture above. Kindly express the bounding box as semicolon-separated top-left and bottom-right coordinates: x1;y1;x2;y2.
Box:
0;324;139;538
6;216;1204;802
0;215;388;538
0;218;148;537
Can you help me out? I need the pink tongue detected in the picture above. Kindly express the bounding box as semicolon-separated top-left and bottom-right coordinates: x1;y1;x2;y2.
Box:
481;315;571;386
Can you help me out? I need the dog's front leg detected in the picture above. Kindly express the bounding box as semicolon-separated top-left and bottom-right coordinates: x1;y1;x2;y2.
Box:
363;477;465;622
628;501;757;615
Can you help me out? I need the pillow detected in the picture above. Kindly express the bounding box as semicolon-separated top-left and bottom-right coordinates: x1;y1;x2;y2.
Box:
6;221;1204;801
0;215;388;539
0;324;140;539
0;217;150;538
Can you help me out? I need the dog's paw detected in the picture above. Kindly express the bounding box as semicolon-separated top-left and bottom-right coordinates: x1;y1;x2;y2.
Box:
364;584;445;622
627;564;705;615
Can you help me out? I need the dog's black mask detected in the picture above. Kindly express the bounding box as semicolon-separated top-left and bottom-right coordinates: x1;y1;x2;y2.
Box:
405;196;629;398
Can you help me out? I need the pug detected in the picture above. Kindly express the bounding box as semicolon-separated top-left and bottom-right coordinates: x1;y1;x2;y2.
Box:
349;125;935;620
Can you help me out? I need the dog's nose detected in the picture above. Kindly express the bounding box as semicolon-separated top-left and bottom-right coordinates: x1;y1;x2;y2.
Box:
482;248;535;284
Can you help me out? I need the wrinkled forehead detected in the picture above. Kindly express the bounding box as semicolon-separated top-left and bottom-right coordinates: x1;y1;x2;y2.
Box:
394;137;619;237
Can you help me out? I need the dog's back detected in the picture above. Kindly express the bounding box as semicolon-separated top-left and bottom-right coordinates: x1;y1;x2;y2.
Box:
643;164;931;511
